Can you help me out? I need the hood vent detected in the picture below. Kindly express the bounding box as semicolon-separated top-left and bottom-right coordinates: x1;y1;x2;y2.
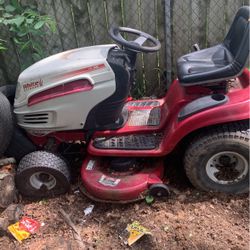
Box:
23;113;49;124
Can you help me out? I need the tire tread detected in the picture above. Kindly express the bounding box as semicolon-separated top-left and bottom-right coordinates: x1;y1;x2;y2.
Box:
17;151;70;182
0;92;13;156
184;120;249;193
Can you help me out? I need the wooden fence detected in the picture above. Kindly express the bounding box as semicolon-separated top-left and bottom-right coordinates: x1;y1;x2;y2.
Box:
0;0;248;96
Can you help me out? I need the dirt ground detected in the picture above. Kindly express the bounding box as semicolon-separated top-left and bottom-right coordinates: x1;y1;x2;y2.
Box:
0;156;249;250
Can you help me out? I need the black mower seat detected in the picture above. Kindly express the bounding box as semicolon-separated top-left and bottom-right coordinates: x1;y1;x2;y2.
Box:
177;6;250;86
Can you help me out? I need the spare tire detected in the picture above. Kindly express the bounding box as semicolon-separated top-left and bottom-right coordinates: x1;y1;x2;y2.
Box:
5;127;37;162
0;85;16;104
0;92;13;157
0;85;36;161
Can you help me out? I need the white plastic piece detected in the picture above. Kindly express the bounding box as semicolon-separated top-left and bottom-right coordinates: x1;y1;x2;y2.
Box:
84;205;94;216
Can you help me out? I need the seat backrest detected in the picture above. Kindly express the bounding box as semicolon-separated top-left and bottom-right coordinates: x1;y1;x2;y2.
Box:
223;6;250;69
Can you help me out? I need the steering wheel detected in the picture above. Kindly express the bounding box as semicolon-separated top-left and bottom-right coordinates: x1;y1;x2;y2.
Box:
109;26;161;53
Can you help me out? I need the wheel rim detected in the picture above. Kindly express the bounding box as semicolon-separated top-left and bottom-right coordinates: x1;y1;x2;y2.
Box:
30;171;56;190
205;151;248;185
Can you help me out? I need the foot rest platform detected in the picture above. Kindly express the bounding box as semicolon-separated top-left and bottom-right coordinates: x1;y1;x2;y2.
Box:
93;133;163;150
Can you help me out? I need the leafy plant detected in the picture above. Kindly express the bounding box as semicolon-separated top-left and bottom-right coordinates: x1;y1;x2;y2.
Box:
145;195;154;204
0;0;56;68
0;38;6;51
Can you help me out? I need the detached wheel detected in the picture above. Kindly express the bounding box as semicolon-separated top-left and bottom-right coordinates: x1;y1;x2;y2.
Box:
0;92;13;156
184;121;249;194
16;151;71;198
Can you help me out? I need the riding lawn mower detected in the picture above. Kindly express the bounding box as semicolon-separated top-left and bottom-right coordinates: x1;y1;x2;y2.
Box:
0;6;249;202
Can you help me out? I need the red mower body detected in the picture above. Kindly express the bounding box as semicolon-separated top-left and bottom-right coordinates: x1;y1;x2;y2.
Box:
29;68;249;152
88;69;250;157
12;7;249;201
6;6;250;203
25;69;250;202
81;156;164;202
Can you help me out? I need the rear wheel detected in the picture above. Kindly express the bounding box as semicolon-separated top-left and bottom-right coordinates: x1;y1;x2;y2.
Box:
184;121;249;194
0;92;13;157
5;127;36;162
0;85;16;104
16;151;71;198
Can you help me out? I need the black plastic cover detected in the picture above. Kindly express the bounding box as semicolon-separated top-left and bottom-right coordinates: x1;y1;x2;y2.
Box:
177;6;250;85
84;48;131;130
178;94;228;121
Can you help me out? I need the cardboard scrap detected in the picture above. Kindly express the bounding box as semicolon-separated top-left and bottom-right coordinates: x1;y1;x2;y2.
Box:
8;222;30;243
126;221;152;246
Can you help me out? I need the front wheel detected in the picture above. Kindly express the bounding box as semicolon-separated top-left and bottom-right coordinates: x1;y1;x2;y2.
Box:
184;121;249;194
16;151;71;198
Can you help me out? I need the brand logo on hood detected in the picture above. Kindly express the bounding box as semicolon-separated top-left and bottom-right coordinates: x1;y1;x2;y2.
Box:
23;79;43;91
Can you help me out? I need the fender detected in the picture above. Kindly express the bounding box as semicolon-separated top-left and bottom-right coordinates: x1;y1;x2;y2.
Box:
87;69;249;157
161;70;250;155
162;96;249;155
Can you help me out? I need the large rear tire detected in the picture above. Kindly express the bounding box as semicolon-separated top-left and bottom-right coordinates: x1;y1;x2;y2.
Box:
0;85;16;104
184;121;249;194
16;151;71;198
0;92;13;157
5;127;37;162
0;85;36;161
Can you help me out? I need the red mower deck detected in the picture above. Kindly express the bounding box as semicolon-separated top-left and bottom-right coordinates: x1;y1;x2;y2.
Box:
81;156;165;201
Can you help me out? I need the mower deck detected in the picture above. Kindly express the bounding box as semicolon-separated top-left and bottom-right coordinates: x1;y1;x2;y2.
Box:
79;184;145;204
81;156;164;202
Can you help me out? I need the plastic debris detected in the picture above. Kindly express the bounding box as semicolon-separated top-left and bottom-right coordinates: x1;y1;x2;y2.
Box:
8;217;41;243
19;217;41;234
126;221;152;246
8;222;30;243
83;205;94;216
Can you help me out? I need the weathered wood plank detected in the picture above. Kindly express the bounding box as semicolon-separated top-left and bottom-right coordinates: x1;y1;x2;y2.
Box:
0;68;7;86
70;0;93;47
0;0;246;94
123;0;140;29
36;0;63;55
172;0;192;75
53;0;78;50
140;0;158;96
88;0;109;45
161;0;170;89
105;0;123;27
105;0;123;43
190;0;208;49
207;0;226;47
123;0;144;97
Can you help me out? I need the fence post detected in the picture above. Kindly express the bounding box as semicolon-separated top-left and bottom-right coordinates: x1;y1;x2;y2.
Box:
164;0;172;88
